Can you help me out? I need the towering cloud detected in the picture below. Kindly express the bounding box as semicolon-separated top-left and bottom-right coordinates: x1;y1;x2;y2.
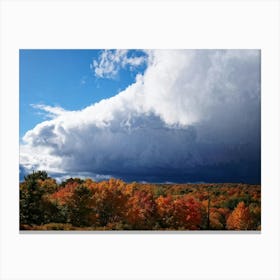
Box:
20;50;261;183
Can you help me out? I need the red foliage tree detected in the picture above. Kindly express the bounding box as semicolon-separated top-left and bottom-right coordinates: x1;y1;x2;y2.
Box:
126;190;157;229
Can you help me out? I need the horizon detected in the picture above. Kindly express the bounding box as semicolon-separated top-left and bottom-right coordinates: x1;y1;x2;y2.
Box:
20;170;260;186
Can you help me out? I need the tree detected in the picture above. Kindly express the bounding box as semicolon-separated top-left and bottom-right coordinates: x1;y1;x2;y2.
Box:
67;185;95;227
226;201;253;230
249;203;261;229
156;195;203;230
20;171;48;225
155;195;174;228
172;197;203;230
24;170;49;181
77;180;130;228
126;190;157;229
20;170;61;226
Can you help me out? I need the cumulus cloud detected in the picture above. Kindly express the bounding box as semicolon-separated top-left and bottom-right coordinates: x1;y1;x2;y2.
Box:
91;49;147;78
20;50;261;183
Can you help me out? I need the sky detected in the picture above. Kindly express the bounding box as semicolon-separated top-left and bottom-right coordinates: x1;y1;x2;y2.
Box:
20;49;147;138
19;49;261;184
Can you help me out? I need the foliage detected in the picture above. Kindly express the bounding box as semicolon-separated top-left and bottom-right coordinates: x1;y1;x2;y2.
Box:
20;171;52;225
20;171;261;230
226;202;253;230
126;190;157;229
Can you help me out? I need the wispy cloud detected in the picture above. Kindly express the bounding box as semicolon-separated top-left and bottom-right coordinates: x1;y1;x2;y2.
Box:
31;104;68;119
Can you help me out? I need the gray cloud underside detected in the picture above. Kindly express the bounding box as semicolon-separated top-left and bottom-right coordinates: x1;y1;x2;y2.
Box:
20;50;261;183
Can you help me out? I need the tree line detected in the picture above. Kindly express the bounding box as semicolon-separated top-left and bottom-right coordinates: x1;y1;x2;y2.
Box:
20;171;261;230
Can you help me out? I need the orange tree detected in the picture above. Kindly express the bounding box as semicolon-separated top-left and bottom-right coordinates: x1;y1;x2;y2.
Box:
226;201;253;230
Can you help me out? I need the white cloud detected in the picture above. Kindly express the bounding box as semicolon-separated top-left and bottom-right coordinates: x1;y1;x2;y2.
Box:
20;50;261;183
31;104;68;119
91;49;147;79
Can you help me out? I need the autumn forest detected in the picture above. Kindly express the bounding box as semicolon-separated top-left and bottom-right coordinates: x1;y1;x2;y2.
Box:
19;171;261;231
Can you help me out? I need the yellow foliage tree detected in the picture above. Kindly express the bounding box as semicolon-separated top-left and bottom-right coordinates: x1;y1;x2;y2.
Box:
226;201;252;230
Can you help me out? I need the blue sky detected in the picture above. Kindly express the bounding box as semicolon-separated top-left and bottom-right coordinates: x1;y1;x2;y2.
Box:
20;49;147;138
20;49;261;183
